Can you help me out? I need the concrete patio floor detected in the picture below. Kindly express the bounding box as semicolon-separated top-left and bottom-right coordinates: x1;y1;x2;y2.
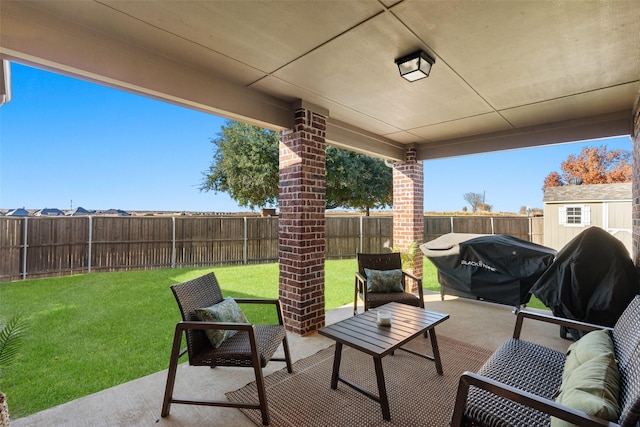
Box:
12;293;571;427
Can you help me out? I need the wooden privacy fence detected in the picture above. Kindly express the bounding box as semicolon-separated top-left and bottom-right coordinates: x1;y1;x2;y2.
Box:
0;215;543;282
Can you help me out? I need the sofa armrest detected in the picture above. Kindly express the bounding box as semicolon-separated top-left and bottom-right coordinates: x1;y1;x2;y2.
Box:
451;371;617;427
513;310;613;339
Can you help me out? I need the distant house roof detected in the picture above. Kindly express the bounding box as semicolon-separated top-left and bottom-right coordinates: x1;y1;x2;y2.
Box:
6;208;30;216
67;207;93;216
99;209;131;216
35;208;65;216
543;182;631;203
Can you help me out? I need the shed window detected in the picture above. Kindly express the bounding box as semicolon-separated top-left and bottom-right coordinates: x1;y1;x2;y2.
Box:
559;205;591;227
566;206;582;224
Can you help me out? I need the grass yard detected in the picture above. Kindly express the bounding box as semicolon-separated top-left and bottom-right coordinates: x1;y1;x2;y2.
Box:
0;258;545;418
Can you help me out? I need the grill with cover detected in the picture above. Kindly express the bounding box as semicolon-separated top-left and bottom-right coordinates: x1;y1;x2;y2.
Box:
530;226;640;340
420;233;557;309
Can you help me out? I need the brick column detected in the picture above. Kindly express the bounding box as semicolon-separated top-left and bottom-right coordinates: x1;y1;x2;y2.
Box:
278;106;326;335
632;99;640;267
392;146;424;289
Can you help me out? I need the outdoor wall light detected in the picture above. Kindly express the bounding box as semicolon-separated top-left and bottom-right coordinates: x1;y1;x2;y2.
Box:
395;50;435;82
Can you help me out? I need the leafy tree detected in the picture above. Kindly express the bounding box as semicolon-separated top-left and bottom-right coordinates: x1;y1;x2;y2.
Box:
542;171;563;189
542;145;631;190
463;192;486;212
326;147;392;215
200;121;279;210
201;121;392;214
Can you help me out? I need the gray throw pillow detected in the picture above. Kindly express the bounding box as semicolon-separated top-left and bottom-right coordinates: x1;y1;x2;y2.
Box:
195;297;249;348
364;268;404;293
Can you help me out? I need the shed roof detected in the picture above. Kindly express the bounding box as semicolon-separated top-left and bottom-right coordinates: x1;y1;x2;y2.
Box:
543;182;631;203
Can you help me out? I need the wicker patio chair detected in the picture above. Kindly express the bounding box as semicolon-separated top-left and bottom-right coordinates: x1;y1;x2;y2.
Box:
161;272;292;426
354;252;425;315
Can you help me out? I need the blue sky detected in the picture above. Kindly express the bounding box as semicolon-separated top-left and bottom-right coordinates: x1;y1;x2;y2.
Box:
0;63;633;213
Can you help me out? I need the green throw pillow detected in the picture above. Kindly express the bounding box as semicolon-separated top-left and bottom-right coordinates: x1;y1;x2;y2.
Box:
195;297;249;348
563;329;615;382
552;352;621;427
364;268;404;293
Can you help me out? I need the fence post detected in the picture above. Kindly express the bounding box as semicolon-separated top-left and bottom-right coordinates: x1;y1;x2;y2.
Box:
243;217;248;265
87;216;93;273
359;215;363;253
450;216;454;233
171;217;176;269
21;218;28;280
491;217;495;234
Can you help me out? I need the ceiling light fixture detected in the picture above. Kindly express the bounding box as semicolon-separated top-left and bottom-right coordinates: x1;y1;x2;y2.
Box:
394;50;435;82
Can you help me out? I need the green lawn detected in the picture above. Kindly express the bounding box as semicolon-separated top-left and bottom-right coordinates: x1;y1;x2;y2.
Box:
0;258;545;418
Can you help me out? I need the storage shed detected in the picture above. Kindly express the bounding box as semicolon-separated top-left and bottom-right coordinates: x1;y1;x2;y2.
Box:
543;182;631;254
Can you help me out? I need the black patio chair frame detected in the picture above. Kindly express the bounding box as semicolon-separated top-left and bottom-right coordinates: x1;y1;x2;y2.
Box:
354;252;425;316
161;272;292;426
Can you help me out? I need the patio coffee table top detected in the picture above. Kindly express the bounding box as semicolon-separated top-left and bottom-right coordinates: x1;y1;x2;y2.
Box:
319;302;449;358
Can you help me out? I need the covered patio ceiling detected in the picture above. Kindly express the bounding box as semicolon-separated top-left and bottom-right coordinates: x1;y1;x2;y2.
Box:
1;1;639;161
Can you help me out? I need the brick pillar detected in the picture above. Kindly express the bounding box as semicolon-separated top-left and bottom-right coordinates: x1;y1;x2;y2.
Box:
392;146;424;289
632;99;640;267
278;107;326;335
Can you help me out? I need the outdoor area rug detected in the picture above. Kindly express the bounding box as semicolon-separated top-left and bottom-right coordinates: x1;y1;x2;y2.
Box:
226;334;493;426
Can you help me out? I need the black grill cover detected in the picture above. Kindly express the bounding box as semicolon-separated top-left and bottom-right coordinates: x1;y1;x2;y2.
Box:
421;233;557;307
530;226;639;337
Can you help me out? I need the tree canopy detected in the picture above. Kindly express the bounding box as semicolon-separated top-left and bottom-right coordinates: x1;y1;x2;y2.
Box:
200;121;393;213
200;121;279;210
542;145;631;190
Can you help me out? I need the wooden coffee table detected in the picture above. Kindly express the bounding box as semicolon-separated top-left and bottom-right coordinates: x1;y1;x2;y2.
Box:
318;302;449;421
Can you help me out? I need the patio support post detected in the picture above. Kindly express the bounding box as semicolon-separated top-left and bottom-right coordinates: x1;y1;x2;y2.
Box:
278;103;327;335
632;98;640;267
392;146;424;291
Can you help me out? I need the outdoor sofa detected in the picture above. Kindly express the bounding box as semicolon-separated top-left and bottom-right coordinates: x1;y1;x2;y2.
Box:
451;295;640;427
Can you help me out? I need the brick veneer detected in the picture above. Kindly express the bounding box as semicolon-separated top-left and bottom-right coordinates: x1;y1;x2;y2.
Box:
632;98;640;267
392;147;424;289
278;107;326;335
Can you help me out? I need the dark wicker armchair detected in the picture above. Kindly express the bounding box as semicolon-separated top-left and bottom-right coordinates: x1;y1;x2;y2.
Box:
354;252;424;315
161;272;292;426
